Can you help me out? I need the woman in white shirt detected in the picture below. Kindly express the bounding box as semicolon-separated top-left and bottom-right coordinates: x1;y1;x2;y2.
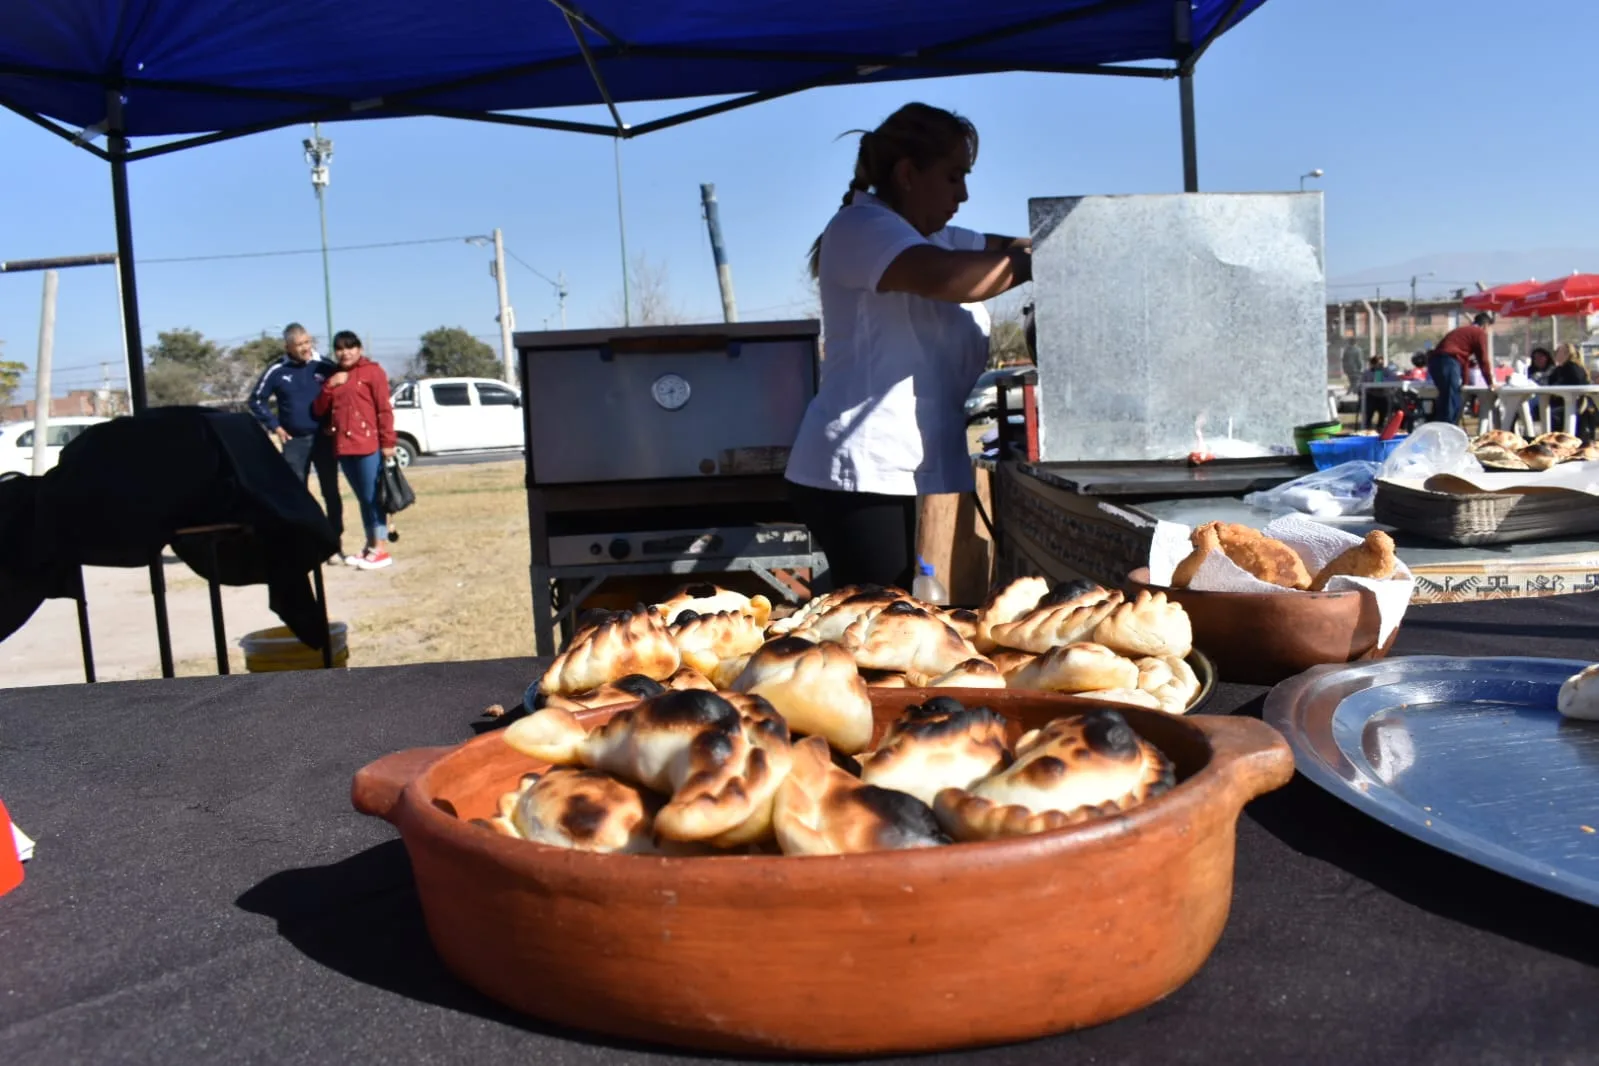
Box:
785;103;1032;590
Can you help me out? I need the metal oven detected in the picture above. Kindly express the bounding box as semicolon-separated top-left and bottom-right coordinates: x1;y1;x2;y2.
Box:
515;321;827;655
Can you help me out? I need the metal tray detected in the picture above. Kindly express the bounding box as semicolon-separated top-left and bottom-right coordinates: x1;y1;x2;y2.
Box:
1018;456;1313;498
1264;656;1599;907
521;648;1216;718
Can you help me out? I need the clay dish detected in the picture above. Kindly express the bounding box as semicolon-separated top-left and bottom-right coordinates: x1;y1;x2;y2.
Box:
353;690;1292;1057
1125;567;1398;687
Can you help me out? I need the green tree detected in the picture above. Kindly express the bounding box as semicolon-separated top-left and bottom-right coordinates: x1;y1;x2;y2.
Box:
145;360;209;406
413;326;501;378
213;332;289;403
0;341;23;409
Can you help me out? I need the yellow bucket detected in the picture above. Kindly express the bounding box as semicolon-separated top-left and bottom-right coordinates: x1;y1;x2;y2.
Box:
240;623;350;672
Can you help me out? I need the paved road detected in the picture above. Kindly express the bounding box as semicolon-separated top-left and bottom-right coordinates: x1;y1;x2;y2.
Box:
412;449;522;468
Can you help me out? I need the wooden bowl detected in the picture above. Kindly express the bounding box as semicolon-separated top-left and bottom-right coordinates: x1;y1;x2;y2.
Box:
352;691;1292;1057
1125;567;1399;687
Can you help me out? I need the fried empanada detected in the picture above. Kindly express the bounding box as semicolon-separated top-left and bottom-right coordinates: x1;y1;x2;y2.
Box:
1308;530;1398;591
1193;522;1312;590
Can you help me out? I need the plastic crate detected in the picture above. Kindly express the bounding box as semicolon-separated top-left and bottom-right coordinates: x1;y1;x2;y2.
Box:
1307;434;1408;470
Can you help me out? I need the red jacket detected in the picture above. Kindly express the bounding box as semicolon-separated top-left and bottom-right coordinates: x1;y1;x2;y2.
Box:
1433;325;1493;381
312;357;395;457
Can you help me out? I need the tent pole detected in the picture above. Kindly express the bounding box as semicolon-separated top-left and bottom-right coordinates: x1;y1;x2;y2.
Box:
107;94;147;415
1179;71;1198;193
106;88;176;680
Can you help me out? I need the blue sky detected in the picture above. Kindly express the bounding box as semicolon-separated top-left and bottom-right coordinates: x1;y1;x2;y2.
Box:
0;0;1592;395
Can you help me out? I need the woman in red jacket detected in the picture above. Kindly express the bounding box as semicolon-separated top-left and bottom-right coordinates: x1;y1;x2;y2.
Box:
312;331;397;570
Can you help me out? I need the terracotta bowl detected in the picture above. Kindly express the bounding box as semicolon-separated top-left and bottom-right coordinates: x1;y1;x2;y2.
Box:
1125;567;1399;687
353;691;1292;1058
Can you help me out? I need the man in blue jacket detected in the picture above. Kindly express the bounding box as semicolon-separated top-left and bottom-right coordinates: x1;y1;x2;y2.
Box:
248;323;344;561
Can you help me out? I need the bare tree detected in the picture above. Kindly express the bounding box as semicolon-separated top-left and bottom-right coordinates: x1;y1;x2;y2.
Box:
610;254;685;326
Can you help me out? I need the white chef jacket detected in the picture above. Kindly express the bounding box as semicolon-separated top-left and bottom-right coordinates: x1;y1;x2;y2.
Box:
785;191;992;497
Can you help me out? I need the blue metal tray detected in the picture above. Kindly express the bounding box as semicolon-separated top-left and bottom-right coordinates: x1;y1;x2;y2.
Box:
1264;656;1599;907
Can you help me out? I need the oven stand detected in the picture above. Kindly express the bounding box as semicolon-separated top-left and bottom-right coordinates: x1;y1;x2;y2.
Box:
529;553;829;658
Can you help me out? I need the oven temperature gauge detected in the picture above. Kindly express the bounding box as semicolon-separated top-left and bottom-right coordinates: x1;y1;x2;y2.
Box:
651;373;692;411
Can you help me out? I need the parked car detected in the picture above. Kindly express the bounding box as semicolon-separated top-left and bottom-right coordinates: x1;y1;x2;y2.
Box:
963;368;1030;423
0;415;108;476
389;377;524;466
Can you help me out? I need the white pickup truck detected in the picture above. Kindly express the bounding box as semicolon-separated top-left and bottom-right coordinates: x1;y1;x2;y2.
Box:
389;376;524;466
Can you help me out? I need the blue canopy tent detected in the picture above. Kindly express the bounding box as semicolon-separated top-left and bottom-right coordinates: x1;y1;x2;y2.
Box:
1;0;1268;411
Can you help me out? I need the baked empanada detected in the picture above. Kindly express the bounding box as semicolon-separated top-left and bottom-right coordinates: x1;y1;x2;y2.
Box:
1006;641;1139;694
731;637;875;754
856;696;1011;806
655;582;772;627
933;709;1175;841
1092;589;1194;659
539;606;681;696
773;736;950;855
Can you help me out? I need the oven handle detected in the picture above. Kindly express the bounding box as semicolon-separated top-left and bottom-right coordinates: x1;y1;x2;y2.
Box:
597;335;742;361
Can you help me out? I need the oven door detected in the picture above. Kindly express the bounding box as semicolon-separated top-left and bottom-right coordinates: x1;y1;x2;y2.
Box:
524;329;817;483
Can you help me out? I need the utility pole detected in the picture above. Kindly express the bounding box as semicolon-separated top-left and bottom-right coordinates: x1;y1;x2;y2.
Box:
491;228;516;383
614;138;632;326
700;184;739;323
32;270;58;476
304;123;335;349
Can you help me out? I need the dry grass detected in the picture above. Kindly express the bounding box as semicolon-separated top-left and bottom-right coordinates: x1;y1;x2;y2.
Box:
351;460;534;666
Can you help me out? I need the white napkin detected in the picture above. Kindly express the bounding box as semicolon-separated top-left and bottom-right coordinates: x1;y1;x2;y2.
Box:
1149;513;1413;644
12;821;33;862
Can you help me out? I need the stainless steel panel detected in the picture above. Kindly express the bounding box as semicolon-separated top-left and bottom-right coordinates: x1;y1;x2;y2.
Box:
1029;193;1327;462
519;323;819;484
546;524;812;566
1264;655;1599;906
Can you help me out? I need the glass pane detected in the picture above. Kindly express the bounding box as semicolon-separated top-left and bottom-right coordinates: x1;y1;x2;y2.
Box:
47;426;74;446
430;384;471;407
476;385;518;406
16;430;32;448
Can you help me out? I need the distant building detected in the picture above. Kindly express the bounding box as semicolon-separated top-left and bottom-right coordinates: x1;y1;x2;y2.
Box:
1;388;129;422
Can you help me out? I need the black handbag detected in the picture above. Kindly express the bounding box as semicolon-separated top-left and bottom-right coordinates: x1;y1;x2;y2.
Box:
377;457;416;516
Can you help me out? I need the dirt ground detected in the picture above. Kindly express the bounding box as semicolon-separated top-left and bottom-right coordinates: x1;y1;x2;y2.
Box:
0;460;535;688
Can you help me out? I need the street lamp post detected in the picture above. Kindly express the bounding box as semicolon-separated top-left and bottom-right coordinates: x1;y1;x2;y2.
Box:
303;123;335;350
1299;168;1324;192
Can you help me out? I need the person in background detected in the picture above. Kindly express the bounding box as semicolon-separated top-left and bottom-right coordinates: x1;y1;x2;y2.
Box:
312;331;397;570
247;323;344;564
1547;342;1594;438
1528;346;1554;385
785;102;1032;590
1426;312;1494;426
1341;340;1365;394
1358;354;1395;429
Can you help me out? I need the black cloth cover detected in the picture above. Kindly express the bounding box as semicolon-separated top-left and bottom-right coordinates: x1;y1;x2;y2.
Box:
0;407;338;649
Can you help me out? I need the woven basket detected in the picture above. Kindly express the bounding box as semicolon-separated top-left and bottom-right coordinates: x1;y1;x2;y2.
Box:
1374;479;1599;545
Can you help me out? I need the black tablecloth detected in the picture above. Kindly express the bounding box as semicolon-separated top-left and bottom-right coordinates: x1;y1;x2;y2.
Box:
3;594;1599;1065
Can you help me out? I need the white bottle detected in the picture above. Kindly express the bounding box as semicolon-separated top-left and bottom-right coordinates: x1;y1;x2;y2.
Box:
912;559;949;605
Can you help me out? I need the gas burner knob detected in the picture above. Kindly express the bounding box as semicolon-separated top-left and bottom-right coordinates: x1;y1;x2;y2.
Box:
589;542;603;556
608;538;631;560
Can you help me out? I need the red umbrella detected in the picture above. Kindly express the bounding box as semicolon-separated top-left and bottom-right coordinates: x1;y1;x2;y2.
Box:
1462;280;1540;312
1499;294;1598;318
1504;273;1599;315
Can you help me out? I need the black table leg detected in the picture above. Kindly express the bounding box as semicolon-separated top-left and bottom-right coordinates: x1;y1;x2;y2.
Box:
313;565;333;668
75;566;96;684
149;552;174;679
207;538;228;675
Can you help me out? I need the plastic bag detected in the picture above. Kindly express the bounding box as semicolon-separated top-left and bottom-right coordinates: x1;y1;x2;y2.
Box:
1243;460;1380;517
1377;422;1483;480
